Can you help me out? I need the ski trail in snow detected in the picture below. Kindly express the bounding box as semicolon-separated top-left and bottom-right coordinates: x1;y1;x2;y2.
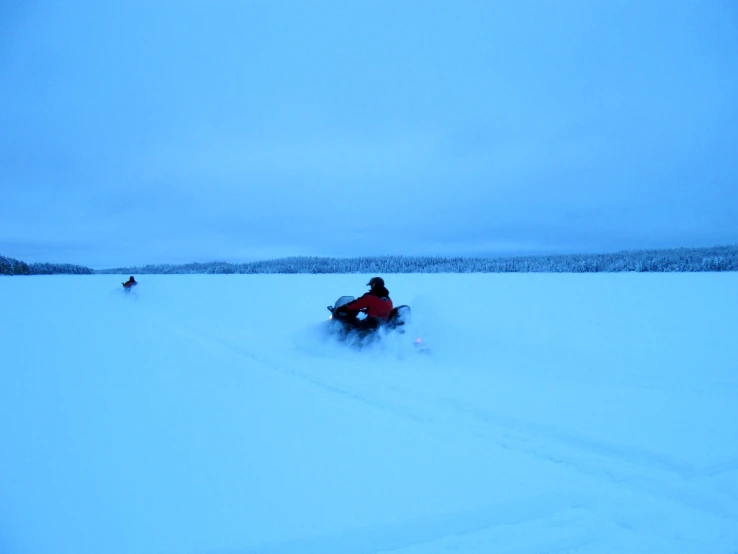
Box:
441;399;697;476
202;494;599;554
161;317;738;527
164;322;437;425
704;457;738;478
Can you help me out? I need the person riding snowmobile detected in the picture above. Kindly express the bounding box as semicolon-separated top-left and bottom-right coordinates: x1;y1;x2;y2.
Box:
122;276;137;289
341;277;393;331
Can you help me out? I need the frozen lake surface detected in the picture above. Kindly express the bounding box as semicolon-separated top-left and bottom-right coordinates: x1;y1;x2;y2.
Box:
1;273;737;554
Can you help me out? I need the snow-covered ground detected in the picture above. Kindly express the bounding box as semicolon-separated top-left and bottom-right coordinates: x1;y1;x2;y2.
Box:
1;273;737;554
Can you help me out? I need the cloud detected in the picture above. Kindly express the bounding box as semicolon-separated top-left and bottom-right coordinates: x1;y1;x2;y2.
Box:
1;1;737;266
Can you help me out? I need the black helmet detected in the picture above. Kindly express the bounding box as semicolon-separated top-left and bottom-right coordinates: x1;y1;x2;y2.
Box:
367;276;384;288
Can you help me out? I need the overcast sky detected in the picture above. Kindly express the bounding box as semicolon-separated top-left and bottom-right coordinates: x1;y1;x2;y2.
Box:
1;1;736;268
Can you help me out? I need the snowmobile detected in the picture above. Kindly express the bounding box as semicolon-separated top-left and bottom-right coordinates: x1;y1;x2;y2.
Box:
326;295;426;350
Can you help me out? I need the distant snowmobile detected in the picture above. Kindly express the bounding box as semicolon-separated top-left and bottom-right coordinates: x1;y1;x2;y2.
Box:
122;276;137;291
326;295;427;351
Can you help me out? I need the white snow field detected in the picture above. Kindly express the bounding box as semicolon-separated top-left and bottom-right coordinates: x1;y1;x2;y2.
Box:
1;273;737;554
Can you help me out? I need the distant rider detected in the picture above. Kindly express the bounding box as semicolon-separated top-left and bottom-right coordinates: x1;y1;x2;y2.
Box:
343;277;393;330
122;276;137;290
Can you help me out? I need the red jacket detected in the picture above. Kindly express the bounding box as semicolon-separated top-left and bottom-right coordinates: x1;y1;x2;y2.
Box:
345;292;393;320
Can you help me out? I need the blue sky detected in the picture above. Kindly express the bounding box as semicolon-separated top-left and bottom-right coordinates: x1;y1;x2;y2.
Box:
1;1;737;268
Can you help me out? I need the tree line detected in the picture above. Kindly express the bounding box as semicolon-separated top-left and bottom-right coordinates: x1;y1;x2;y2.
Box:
0;255;94;275
96;245;738;274
4;245;737;276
